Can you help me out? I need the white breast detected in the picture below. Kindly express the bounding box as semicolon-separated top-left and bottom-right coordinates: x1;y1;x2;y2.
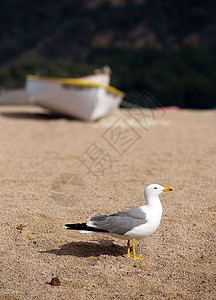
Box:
123;204;162;240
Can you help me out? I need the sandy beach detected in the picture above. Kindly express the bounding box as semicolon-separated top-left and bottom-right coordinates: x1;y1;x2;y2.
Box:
0;105;215;299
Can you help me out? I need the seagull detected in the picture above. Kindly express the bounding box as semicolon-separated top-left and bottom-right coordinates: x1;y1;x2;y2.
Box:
65;184;173;260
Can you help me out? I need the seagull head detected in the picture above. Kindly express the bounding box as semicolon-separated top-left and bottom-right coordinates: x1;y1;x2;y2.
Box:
144;184;174;198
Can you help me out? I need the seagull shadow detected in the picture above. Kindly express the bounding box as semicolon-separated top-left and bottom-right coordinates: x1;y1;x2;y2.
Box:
40;239;126;258
0;111;76;120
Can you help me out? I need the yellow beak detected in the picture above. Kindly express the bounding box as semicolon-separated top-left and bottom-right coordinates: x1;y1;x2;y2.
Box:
163;187;174;192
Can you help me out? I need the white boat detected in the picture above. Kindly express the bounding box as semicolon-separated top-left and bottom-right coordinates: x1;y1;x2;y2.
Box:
25;67;125;121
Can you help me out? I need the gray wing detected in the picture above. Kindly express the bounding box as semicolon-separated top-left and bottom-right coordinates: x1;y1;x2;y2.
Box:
88;207;147;235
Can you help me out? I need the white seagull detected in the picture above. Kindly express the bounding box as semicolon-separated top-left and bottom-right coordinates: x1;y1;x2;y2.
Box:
65;184;173;260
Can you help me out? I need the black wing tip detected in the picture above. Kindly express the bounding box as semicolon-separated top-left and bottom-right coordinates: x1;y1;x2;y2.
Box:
64;223;86;230
65;224;73;230
64;223;109;233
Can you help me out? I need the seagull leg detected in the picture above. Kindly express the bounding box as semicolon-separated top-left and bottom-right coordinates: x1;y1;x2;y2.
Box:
127;240;130;257
132;240;146;260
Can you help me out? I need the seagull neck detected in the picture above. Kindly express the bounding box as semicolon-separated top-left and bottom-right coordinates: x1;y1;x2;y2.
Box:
145;195;161;208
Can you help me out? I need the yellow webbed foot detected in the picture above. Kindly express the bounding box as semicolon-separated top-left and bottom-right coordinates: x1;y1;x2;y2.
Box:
132;240;146;260
133;254;146;260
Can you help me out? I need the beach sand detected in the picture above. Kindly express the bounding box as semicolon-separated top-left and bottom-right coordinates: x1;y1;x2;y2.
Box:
0;105;215;299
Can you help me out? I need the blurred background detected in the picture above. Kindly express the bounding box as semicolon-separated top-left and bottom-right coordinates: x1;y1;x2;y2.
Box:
0;0;215;109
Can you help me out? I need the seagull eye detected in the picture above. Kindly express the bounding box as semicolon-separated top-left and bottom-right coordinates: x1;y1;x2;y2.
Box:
154;187;157;189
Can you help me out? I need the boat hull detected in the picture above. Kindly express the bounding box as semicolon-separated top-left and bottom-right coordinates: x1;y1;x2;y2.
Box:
26;75;124;121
